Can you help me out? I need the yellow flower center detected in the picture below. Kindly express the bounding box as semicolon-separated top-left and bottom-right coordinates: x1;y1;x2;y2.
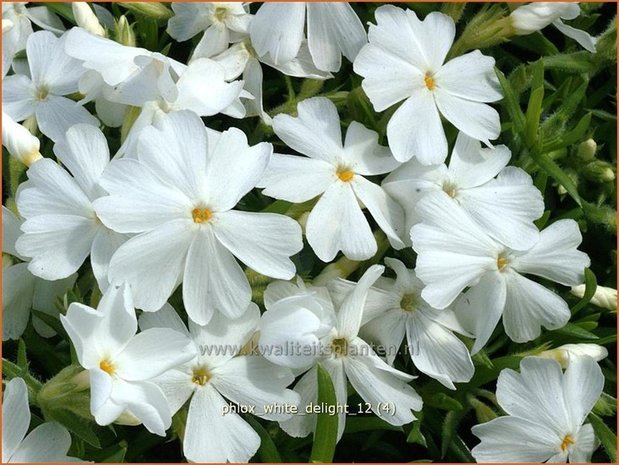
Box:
35;86;49;101
560;434;575;452
336;168;355;182
497;256;509;271
191;365;212;386
192;207;213;224
400;293;417;313
99;359;116;375
213;6;229;22
331;337;349;358
442;181;457;198
424;72;436;91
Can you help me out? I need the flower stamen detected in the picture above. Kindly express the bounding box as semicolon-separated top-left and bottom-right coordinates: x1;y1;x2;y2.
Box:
331;337;349;358
192;365;212;386
99;358;116;375
560;434;575;452
192;207;213;224
424;72;436;91
400;293;417;313
336;168;355;183
497;256;509;271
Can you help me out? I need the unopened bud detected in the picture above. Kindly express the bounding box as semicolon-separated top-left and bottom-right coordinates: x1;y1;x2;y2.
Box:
583;161;615;183
72;3;106;37
2;112;42;166
539;343;608;368
571;284;617;311
114;15;136;47
576;138;597;161
118;2;172;21
510;2;580;35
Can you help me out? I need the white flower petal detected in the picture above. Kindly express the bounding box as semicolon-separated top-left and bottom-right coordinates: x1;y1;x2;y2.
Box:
183;227;251;324
570;423;598;462
2;378;30;462
52;124;109;200
184;385;260;462
110;380;171;436
108;220;193;312
458;167;544;251
259;153;335;203
213;356;297;421
17;214;98;280
191;23;229;59
213;210;301;279
471;416;562;463
387;89;447;164
502;271;571;343
448;133;511;188
307;3;366;72
95;158;194;234
250;3;306;65
272;97;343;164
553;19;597;53
435;50;502;103
2;263;35;341
167;3;211;41
352;176;405;249
2;74;37;121
9;422;73;463
205;127;272;212
306;182;375;262
279;366;318;438
407;311;474;389
264;40;333;80
564;356;604;428
359;311;406;365
512;219;590;286
151;368;195;416
344;121;400;175
35;96;98;142
434;91;500;146
138;303;191;338
90;229;126;292
26;31;82;94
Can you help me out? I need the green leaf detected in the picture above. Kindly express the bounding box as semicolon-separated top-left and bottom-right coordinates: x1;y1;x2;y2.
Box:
31;309;69;339
542;112;592;153
570;268;598;315
244;415;283;462
345;416;402;434
593;392;617;417
524;60;545;146
542;52;596;74
424;392;463;412
528;149;582;206
555;322;599;340
17;339;28;369
406;420;427;448
47;408;102;448
310;364;338;463
43;2;75;22
588;412;617;462
497;69;526;134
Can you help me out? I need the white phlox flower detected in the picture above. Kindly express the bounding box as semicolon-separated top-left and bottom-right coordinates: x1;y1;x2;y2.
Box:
93;110;302;325
249;2;367;72
15;124;127;290
382;132;544;250
2;2;64;77
328;258;474;389
2;206;77;341
167;2;252;59
259;265;423;440
259;97;405;262
354;5;502;164
471;356;603;462
60;282;197;436
2;377;83;462
2;110;42;166
410;192;590;353
2;30;99;142
510;2;597;53
139;303;299;463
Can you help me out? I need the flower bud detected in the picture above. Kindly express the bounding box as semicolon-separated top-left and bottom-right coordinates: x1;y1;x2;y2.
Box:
583;160;615;183
510;2;580;35
539;343;608;368
2;112;42;166
72;2;106;37
2;18;14;33
571;284;617;311
576;138;597;161
118;2;172;21
114;15;136;47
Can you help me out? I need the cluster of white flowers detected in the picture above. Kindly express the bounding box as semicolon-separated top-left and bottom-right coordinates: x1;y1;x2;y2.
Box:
2;2;612;464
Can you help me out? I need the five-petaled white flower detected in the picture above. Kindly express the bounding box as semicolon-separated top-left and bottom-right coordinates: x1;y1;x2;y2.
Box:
259;97;405;262
411;192;590;353
139;303;299;463
3;30;99;142
60;282;197;435
471;356;603;462
3;377;82;462
94;110;302;325
15;124;126;290
328;258;474;389
354;5;502;164
260;265;423;440
382;132;544;250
